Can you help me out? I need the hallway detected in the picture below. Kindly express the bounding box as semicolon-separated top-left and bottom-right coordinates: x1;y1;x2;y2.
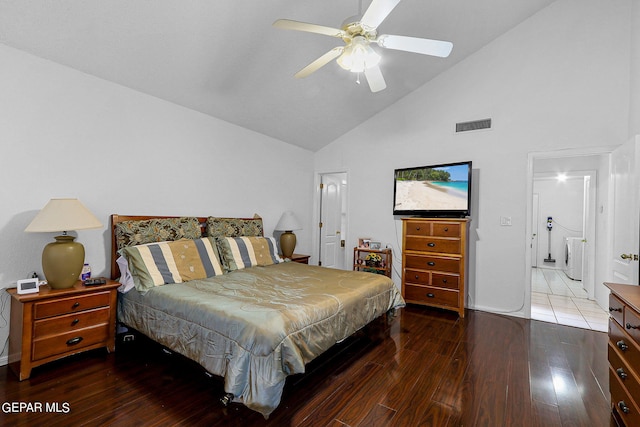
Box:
531;267;608;332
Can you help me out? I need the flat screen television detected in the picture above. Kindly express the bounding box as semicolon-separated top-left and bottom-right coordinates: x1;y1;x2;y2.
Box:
393;161;472;217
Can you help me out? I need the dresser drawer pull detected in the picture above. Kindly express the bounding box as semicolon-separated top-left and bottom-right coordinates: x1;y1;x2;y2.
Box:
609;307;622;312
618;401;630;414
415;227;421;231
427;243;436;247
71;318;79;326
66;337;83;346
72;302;80;309
426;293;435;298
617;340;629;351
444;227;449;232
616;367;628;380
442;278;448;283
414;275;420;280
626;322;639;330
427;262;436;266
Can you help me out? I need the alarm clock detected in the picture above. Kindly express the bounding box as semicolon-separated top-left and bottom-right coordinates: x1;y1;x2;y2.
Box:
17;278;40;295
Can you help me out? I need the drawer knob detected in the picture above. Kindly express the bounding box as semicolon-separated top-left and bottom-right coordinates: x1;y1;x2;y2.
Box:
71;318;79;326
616;367;628;380
415;227;421;231
618;401;630;414
427;243;436;247
66;337;83;346
617;340;629;351
626;322;639;330
444;227;449;232
427;262;436;266
72;302;80;309
442;278;448;283
414;275;420;280
426;293;435;298
609;307;622;313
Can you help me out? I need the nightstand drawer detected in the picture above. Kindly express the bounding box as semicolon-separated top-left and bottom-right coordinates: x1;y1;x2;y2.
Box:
610;366;640;427
404;254;461;274
610;319;640;370
609;342;640;403
34;307;110;338
405;237;461;254
32;324;109;361
34;292;111;319
404;284;458;308
610;294;625;328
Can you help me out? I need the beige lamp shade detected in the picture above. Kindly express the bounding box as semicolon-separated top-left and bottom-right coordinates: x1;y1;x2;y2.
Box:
25;198;102;289
275;211;302;259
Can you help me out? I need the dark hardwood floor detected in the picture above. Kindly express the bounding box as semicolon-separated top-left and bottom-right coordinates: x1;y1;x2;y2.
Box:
0;305;612;426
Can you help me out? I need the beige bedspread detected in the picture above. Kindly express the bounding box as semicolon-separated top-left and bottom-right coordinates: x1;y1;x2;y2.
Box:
118;261;405;417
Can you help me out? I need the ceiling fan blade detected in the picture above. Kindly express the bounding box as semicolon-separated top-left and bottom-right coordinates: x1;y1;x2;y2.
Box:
376;34;453;57
273;19;345;38
364;65;387;93
361;0;402;29
295;47;344;78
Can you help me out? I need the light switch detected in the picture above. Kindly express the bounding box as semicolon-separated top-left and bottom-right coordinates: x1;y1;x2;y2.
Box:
500;216;512;226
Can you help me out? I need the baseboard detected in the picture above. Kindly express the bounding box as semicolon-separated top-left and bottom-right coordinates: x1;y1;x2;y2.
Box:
0;355;8;366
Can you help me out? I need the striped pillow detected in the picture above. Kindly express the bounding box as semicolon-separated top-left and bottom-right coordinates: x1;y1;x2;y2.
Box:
122;237;224;291
217;236;283;271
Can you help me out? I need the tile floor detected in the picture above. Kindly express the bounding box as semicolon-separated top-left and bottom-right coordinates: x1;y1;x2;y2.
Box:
531;267;609;332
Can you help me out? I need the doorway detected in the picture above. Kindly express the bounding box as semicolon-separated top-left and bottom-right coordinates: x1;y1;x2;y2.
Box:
527;152;608;331
318;172;348;269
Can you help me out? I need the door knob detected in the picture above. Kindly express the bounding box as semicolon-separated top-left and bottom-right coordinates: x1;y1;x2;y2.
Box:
620;253;639;261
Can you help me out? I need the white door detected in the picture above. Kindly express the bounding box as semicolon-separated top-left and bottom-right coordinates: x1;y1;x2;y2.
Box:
319;173;347;269
531;193;539;267
610;136;640;285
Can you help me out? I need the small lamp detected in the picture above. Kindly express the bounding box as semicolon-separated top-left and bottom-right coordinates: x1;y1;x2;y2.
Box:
25;198;102;289
275;211;302;259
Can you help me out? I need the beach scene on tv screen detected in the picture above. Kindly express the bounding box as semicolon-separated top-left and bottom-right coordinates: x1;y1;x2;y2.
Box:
395;164;469;211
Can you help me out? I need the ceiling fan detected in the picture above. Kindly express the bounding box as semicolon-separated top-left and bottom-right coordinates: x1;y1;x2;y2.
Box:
273;0;453;93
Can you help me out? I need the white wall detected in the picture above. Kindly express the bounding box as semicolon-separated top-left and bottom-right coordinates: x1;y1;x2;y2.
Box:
314;0;631;316
0;45;314;361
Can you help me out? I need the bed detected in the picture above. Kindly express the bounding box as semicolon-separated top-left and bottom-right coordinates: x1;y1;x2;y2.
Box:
110;214;405;417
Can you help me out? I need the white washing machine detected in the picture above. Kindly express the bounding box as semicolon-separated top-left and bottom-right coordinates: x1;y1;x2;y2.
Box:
564;237;583;281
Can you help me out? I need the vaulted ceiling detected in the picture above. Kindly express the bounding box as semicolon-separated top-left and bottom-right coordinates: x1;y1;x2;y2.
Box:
0;0;556;151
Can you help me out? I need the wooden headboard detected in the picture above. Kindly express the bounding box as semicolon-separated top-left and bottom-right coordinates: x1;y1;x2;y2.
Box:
109;214;264;280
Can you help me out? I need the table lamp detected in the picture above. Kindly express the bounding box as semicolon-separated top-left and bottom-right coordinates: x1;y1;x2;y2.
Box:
25;198;102;289
275;211;301;259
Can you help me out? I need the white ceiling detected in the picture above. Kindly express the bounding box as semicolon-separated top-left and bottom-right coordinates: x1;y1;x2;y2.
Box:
0;0;556;151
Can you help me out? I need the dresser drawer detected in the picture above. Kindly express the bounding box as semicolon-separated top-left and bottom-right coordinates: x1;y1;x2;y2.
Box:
609;294;625;328
404;284;459;308
403;220;462;238
610;319;640;370
34;292;111;319
609;342;640;403
32;324;110;361
404;237;461;254
404;269;459;290
625;308;640;345
33;307;110;339
610;366;640;427
404;254;461;274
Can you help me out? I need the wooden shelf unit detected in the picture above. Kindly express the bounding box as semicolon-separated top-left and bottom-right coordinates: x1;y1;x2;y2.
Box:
353;247;392;278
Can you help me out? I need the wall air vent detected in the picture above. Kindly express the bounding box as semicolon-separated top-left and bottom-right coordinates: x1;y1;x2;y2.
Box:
456;118;492;133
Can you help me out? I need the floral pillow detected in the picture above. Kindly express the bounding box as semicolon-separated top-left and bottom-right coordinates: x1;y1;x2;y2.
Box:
115;217;202;253
206;215;263;239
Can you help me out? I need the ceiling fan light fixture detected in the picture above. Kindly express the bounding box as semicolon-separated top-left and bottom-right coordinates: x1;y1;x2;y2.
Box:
336;36;380;73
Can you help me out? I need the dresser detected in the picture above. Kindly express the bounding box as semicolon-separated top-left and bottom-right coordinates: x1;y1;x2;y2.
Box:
605;282;640;427
401;218;468;317
7;279;120;380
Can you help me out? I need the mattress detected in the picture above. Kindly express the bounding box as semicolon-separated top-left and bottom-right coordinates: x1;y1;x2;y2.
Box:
118;261;405;416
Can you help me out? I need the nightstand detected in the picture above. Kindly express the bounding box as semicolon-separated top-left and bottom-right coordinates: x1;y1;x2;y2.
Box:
7;279;120;380
287;254;310;264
